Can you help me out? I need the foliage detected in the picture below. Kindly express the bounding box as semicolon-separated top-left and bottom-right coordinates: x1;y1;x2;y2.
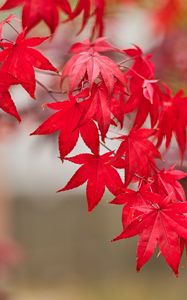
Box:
0;0;186;275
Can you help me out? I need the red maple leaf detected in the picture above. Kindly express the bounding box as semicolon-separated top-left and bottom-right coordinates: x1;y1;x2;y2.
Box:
111;186;148;227
72;0;105;37
142;79;159;104
81;83;111;141
61;38;124;93
0;71;20;121
77;82;126;140
124;46;160;128
123;46;155;80
0;31;57;98
151;166;187;202
70;38;119;54
60;152;123;211
0;0;72;33
31;91;99;159
156;87;187;158
115;128;161;185
114;193;187;274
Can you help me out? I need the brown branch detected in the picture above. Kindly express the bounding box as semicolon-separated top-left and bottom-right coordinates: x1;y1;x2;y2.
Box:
36;80;60;102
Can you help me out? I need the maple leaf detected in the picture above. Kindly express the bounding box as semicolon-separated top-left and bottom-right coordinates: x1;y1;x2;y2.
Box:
61;38;124;93
110;82;126;128
115;128;161;185
111;186;148;227
142;79;159;104
0;71;20;121
70;38;118;54
0;31;57;98
72;0;105;37
31;91;99;159
123;46;154;79
91;0;105;38
82;83;111;141
124;46;160;128
0;0;72;33
78;82;126;140
60;152;123;211
156;87;187;159
151;166;187;202
79;83;112;140
114;193;187;274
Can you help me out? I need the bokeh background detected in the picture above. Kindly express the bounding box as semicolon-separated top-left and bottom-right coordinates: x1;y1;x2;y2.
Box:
0;0;187;299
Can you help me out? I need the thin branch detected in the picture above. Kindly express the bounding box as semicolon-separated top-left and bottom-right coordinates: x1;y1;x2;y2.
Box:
100;141;113;152
7;22;19;35
35;69;61;77
36;80;60;101
0;38;13;43
118;57;136;65
120;65;145;80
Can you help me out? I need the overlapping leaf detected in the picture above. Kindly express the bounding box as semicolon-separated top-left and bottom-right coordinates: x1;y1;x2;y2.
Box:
156;87;187;158
0;31;57;98
61;38;124;93
151;166;187;202
31;91;99;159
124;46;160;128
0;0;72;33
72;0;105;37
115;128;161;185
0;71;20;121
115;193;187;274
111;186;149;227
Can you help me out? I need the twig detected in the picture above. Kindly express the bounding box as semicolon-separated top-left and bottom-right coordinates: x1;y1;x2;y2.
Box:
36;80;60;101
7;22;19;35
36;69;61;77
100;141;113;152
120;65;145;80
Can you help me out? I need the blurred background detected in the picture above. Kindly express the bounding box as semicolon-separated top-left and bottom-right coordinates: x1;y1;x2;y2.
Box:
0;0;187;299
